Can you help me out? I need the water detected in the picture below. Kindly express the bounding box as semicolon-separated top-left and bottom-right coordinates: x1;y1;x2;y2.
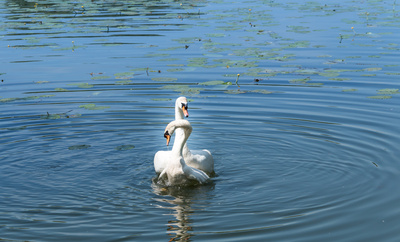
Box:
1;0;400;241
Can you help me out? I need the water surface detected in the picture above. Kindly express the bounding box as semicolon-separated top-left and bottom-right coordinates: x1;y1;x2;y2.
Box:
1;0;400;241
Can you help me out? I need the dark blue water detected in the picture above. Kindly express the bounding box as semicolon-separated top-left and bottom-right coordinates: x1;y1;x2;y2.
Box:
1;0;400;241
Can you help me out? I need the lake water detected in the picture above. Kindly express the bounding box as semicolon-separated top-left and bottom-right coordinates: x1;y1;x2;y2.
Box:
1;0;400;241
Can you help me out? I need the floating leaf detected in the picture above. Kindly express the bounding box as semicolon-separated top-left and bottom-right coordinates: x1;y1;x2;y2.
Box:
199;80;231;86
363;67;382;72
249;90;273;94
1;98;18;102
68;83;93;88
295;69;319;75
167;68;185;72
289;77;310;83
329;78;350;81
367;95;392;99
151;77;177;82
224;89;246;94
91;76;111;80
319;72;340;77
307;83;324;86
68;145;91;150
55;88;69;92
187;57;208;67
43;114;62;119
342;89;357;92
287;26;310;34
152;98;172;101
114;72;135;79
115;145;135;151
377;89;398;95
160;85;204;95
79;104;110;110
206;33;225;37
115;80;132;84
166;64;185;67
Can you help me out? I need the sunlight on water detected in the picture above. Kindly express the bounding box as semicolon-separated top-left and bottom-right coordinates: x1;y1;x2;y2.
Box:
1;0;400;241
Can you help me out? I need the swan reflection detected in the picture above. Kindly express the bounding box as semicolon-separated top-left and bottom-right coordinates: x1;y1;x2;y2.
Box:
152;183;214;241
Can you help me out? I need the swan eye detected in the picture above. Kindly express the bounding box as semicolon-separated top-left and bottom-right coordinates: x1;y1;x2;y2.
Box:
164;130;170;138
181;103;188;110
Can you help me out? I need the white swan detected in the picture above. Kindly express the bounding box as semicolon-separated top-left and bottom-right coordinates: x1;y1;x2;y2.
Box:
158;119;209;185
154;97;214;175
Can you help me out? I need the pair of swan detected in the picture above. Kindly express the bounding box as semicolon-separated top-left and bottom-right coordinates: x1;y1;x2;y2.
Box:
154;97;214;186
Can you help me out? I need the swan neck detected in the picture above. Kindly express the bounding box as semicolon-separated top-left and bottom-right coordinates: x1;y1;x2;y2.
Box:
171;127;190;156
175;103;184;120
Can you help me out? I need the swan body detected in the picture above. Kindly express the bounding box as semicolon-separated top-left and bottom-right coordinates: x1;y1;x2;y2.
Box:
154;97;214;175
158;120;209;185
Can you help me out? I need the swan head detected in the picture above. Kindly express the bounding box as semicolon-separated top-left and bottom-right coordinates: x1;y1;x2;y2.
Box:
176;96;189;118
163;119;192;146
164;130;171;146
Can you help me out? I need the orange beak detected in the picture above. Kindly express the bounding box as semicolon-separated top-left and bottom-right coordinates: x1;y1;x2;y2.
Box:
182;105;189;117
165;134;171;146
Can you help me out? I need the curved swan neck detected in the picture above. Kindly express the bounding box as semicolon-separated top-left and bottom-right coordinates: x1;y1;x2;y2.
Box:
171;127;189;156
166;120;192;156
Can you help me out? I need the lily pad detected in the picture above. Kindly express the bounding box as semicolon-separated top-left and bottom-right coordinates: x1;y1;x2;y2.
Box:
115;145;135;151
55;88;69;92
199;80;231;86
114;72;135;79
224;89;246;94
377;89;399;95
367;95;392;99
167;68;185;72
91;76;111;80
151;77;177;82
319;72;340;77
1;98;18;102
363;67;382;72
249;90;273;94
115;80;132;84
289;77;310;84
68;83;93;88
68;145;91;150
79;104;110;110
152;98;172;101
161;85;204;95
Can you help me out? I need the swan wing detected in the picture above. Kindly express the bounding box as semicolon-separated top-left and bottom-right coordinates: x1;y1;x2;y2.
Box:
185;149;214;174
183;165;209;184
154;150;170;174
